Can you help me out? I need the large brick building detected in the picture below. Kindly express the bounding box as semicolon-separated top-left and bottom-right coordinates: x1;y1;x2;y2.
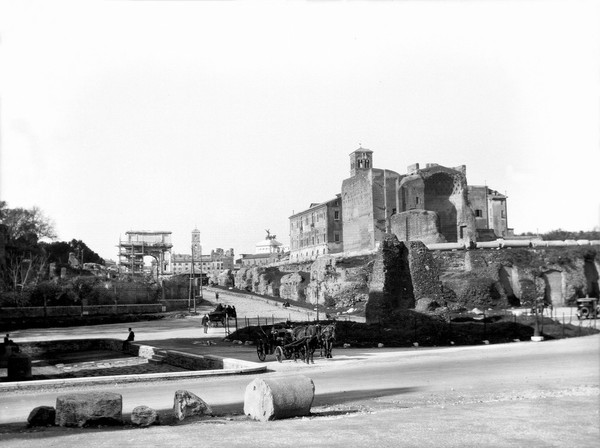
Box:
289;195;344;262
290;147;509;259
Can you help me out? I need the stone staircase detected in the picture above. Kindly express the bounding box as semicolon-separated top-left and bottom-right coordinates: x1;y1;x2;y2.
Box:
147;350;168;365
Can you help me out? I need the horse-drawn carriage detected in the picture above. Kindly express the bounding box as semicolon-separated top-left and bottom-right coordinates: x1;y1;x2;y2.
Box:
208;304;237;327
255;325;301;362
255;322;336;364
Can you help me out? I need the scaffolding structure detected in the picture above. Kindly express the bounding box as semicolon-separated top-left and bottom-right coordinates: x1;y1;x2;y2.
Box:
118;231;173;276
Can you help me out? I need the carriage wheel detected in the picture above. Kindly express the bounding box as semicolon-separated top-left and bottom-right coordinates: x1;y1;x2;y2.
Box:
275;346;284;363
256;342;266;361
579;307;590;320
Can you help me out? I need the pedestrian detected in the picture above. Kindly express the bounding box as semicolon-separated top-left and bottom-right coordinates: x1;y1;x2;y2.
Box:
4;334;9;344
123;327;135;350
215;292;219;301
202;314;209;333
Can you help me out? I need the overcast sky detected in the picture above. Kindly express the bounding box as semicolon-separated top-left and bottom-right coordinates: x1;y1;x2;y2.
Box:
1;0;599;261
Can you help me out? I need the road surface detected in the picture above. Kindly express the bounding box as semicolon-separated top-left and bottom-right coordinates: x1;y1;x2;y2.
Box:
1;334;598;447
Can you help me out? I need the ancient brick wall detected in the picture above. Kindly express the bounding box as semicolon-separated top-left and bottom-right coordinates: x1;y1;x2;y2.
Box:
431;246;599;308
399;174;424;211
341;172;374;253
366;235;414;323
390;210;446;243
405;241;447;306
371;168;401;243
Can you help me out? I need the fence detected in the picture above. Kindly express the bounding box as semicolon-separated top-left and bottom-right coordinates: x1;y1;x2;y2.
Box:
210;312;356;338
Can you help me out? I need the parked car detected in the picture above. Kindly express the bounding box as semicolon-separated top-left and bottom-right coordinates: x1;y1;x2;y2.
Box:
576;297;599;320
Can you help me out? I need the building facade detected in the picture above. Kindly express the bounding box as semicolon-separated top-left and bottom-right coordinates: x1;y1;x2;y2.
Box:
170;228;234;277
170;249;234;277
467;186;509;239
289;195;344;262
290;147;509;256
342;149;401;253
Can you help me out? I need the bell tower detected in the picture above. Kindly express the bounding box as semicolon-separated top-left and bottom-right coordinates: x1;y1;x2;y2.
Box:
349;147;373;177
191;228;202;260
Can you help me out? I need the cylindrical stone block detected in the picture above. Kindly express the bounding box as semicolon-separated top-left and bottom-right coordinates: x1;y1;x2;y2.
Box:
244;375;314;422
7;353;32;381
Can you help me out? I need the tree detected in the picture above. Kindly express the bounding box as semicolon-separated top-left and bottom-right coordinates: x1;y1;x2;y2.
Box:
0;202;56;241
0;203;55;292
68;239;104;265
2;232;46;291
39;241;72;265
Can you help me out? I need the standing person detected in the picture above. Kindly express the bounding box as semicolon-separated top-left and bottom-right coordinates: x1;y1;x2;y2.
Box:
215;292;219;301
202;314;209;333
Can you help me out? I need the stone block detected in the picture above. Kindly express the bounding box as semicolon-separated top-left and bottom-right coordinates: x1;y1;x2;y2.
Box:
244;375;315;422
27;406;56;427
173;390;212;421
55;392;123;427
131;405;159;427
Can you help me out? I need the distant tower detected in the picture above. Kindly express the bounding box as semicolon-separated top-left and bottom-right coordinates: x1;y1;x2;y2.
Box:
191;228;202;260
349;147;373;176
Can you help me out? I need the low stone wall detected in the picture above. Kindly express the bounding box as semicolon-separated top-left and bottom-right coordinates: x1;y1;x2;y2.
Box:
0;304;166;319
17;339;258;373
162;300;189;311
18;339;125;358
162;350;224;370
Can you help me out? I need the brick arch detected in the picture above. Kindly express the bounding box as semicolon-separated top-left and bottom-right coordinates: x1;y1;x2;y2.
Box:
424;173;458;242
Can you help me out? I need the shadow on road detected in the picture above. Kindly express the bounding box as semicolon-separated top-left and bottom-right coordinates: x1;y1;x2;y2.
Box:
313;386;421;406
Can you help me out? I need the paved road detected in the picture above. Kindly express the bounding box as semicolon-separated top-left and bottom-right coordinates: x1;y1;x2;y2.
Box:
6;288;363;344
1;335;598;447
1;293;598;447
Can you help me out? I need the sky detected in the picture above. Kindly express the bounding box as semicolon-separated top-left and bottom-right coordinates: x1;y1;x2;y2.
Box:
0;0;599;262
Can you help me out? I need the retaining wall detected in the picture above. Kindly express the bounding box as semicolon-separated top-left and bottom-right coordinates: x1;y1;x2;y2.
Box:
0;301;188;319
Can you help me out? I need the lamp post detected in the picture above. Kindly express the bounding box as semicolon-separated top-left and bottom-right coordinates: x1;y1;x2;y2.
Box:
199;246;203;302
315;273;320;322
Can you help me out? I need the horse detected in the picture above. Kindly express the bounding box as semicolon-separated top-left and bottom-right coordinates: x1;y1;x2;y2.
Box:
319;323;336;359
291;324;321;364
